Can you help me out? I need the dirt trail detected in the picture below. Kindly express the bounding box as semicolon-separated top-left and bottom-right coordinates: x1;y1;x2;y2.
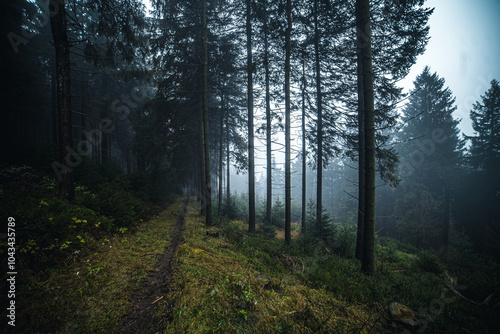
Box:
119;196;189;334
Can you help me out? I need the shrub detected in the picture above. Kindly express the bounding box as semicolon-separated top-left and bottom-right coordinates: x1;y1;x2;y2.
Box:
377;237;401;263
221;194;247;220
79;178;147;228
415;250;444;275
332;223;357;258
271;197;285;228
445;230;475;266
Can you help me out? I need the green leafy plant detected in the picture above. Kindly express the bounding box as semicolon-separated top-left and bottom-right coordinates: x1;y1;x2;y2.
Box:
88;262;104;275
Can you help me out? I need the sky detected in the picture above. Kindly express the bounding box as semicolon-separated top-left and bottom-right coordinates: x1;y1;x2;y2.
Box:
400;0;500;137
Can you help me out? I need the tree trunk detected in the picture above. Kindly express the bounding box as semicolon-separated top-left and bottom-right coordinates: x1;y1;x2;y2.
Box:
218;89;224;215
263;0;272;226
50;0;75;201
442;183;450;249
218;112;224;215
313;0;323;236
199;96;206;214
202;0;212;226
355;35;365;261
101;78;109;164
226;111;231;200
284;0;292;245
356;0;376;275
301;58;307;233
247;0;256;233
51;66;58;147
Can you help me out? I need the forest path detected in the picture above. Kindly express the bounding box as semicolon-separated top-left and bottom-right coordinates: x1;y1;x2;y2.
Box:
119;196;190;334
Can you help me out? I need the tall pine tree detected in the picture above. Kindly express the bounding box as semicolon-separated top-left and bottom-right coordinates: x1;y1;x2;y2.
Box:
397;67;464;248
469;79;500;172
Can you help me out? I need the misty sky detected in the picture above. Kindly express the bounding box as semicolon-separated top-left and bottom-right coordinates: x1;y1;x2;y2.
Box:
400;0;500;137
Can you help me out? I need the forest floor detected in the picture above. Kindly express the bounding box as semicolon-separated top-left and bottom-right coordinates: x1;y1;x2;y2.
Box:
119;196;190;333
2;190;498;333
1;194;193;333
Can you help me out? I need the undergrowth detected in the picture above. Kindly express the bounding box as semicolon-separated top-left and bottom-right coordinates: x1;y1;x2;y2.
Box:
1;166;498;333
161;204;499;333
160;207;379;333
0;165;161;266
0;197;186;333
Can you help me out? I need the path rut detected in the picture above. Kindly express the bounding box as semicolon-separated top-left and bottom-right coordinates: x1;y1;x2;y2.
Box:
119;196;189;333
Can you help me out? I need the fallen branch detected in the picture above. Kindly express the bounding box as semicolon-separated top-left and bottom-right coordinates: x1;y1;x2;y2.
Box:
235;231;248;238
446;284;496;306
151;296;163;304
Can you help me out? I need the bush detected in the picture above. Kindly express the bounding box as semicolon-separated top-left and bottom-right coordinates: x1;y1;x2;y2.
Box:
415;250;444;275
257;222;276;239
221;194;247;220
271;198;285;228
79;177;147;228
332;223;357;258
377;237;402;263
445;230;475;266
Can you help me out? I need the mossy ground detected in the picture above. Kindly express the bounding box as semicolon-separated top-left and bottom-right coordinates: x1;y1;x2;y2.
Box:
2;195;498;333
159;202;379;333
1;197;185;333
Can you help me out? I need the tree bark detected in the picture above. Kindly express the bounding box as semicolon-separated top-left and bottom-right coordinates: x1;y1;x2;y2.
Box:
356;0;376;275
226;111;231;200
284;0;292;245
202;0;212;226
301;58;307;233
355;34;365;261
50;0;75;201
247;0;256;233
442;183;450;249
199;112;206;214
313;0;323;236
263;0;272;226
218;89;224;215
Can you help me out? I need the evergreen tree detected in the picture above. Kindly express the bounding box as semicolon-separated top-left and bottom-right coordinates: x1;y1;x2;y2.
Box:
468;79;500;172
254;0;279;226
356;0;376;275
247;0;256;233
456;79;500;256
50;0;74;200
284;0;292;245
351;0;433;260
397;67;464;248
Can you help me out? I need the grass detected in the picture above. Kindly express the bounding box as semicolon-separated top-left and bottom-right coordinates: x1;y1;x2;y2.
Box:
5;197;186;333
159;202;379;333
158;201;500;333
3;192;498;333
